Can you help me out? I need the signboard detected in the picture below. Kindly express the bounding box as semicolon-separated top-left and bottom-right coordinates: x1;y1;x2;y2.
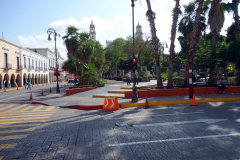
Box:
217;67;223;76
180;64;185;77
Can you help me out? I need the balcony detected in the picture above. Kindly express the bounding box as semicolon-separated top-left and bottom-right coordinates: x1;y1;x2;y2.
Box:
1;64;12;70
16;65;23;71
24;65;27;69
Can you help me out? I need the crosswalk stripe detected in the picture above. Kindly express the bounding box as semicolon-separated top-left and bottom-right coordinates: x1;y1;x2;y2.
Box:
0;134;28;140
0;128;35;134
3;104;28;113
45;106;56;111
0;120;45;124
0;117;49;121
0;112;54;115
0;143;17;150
17;105;35;112
0;104;16;111
0;114;51;118
31;105;45;111
0;124;40;128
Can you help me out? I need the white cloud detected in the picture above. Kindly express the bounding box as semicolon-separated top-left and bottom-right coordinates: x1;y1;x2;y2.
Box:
114;14;132;28
17;17;113;59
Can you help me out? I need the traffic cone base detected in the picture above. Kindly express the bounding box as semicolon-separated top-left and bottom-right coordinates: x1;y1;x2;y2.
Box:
4;88;6;92
144;96;149;109
191;94;198;106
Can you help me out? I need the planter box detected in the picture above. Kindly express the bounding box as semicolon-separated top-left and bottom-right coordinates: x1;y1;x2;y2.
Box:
124;86;240;98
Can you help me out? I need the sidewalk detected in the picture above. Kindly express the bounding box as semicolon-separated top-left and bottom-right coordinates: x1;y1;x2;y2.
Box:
32;80;240;108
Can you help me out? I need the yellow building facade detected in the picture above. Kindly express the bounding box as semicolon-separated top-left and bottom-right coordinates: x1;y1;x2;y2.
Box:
0;38;22;89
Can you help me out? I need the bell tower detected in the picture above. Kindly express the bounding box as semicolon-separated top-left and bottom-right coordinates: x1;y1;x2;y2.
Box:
136;22;142;38
89;20;96;41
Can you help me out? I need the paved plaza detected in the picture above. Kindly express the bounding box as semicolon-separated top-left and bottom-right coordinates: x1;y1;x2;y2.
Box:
1;100;240;159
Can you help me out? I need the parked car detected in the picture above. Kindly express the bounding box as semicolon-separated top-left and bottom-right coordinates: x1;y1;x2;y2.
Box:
68;78;74;83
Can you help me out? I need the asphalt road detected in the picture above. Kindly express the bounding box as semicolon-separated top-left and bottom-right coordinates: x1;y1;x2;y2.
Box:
0;82;68;104
1;101;240;159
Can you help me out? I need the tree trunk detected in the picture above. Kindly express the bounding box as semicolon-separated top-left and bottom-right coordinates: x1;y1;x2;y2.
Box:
188;0;205;71
167;0;182;87
209;30;218;80
146;0;163;86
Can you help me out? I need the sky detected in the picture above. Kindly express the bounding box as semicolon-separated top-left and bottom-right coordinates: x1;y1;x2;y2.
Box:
0;0;236;60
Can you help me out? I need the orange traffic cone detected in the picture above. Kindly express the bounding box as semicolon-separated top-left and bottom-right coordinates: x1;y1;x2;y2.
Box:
32;84;33;87
29;93;33;100
191;94;198;106
41;89;44;96
25;85;26;88
50;87;52;92
4;88;6;92
37;84;39;86
144;96;149;109
61;85;63;88
17;86;18;90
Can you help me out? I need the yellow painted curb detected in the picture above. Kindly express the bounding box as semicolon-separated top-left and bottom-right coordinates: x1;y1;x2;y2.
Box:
121;97;240;108
120;87;132;90
92;95;124;98
108;91;125;94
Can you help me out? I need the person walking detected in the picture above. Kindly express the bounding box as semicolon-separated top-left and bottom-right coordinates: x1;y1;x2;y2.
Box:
27;81;31;90
217;78;225;94
126;72;131;85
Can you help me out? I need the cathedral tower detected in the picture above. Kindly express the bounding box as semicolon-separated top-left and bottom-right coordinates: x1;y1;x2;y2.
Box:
136;22;142;38
89;20;96;41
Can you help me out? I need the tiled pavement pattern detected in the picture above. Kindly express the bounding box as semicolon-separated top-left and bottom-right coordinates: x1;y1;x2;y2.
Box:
1;102;240;159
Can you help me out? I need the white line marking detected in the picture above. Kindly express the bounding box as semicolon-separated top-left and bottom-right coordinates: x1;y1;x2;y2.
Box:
133;119;227;127
105;112;204;120
108;133;240;147
0;95;9;98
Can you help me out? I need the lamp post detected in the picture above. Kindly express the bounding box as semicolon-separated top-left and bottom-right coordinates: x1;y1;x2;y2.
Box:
131;0;138;102
47;28;60;93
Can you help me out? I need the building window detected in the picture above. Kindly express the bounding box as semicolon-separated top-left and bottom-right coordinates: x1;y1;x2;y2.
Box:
4;53;8;68
17;57;20;69
24;57;26;68
28;58;30;68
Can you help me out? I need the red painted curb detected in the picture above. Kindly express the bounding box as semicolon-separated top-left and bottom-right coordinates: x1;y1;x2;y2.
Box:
32;101;50;106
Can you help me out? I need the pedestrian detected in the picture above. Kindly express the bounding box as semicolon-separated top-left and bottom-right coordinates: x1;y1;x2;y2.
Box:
126;72;131;85
27;81;31;90
217;78;225;94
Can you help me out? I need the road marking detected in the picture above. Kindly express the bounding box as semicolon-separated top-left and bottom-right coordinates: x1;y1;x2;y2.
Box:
32;105;45;111
132;119;227;127
0;120;45;124
0;156;3;160
0;134;28;140
0;114;50;118
0;113;53;116
3;104;28;113
0;95;9;98
106;112;204;119
0;143;17;150
0;117;49;121
0;124;40;128
0;104;16;111
0;128;35;134
17;105;35;112
108;133;240;147
45;106;56;111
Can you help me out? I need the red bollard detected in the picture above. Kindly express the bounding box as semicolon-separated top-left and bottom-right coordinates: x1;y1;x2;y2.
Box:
41;89;44;95
4;88;6;92
25;85;26;88
32;84;33;87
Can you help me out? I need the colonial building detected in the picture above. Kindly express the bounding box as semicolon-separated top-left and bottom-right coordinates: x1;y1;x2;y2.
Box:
21;48;49;85
28;48;65;83
89;20;96;41
0;38;22;89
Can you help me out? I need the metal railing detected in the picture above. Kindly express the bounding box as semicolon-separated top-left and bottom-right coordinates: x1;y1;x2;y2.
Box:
2;63;12;69
16;65;23;70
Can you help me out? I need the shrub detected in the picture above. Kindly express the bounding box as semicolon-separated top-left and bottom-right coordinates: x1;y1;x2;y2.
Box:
229;77;236;84
161;73;168;82
161;67;168;73
173;77;186;86
98;79;107;84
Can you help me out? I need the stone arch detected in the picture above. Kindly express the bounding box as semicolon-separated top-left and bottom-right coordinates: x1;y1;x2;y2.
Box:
4;74;9;88
11;74;16;87
0;74;2;89
32;74;35;84
41;74;43;84
23;73;27;85
16;74;21;87
38;74;40;84
28;73;31;82
35;74;38;84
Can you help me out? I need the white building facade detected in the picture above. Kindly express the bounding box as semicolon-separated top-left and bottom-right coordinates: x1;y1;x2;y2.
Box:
21;48;49;85
28;48;65;83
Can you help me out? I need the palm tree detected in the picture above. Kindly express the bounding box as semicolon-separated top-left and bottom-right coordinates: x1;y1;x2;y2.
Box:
167;0;182;87
232;0;240;40
145;0;163;87
188;0;205;86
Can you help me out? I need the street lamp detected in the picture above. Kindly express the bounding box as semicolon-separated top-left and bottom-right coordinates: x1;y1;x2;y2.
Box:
47;28;60;93
131;0;138;102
